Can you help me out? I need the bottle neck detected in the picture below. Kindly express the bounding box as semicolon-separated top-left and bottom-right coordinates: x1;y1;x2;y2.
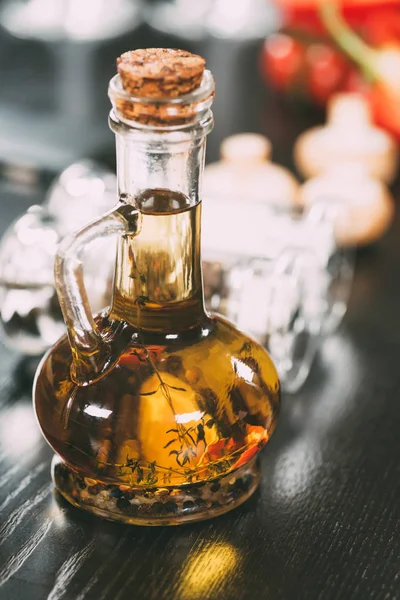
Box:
109;113;212;332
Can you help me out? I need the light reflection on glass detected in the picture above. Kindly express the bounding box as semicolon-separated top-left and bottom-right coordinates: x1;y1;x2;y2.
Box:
175;411;204;425
231;357;254;382
84;405;113;419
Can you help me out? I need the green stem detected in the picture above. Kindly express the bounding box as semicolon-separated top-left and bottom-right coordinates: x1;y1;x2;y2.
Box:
320;2;378;81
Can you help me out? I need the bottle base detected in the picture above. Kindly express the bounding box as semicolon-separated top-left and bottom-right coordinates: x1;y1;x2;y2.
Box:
51;455;261;526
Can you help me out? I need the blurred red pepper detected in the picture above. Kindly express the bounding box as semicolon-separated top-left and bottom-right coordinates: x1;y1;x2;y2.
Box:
275;0;400;33
361;7;400;46
320;2;400;140
261;32;349;105
368;47;400;138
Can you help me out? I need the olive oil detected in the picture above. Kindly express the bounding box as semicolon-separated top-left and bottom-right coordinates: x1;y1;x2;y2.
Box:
34;190;280;525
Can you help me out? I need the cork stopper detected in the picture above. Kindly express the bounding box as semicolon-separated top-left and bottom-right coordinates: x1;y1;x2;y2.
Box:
110;48;213;126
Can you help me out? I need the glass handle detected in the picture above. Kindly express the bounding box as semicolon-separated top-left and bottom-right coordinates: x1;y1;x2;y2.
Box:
54;202;141;385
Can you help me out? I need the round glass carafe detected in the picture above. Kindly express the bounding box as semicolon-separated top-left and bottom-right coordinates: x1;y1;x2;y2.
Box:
33;69;281;525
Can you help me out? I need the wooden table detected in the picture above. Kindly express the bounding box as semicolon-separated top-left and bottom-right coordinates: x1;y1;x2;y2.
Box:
0;27;399;600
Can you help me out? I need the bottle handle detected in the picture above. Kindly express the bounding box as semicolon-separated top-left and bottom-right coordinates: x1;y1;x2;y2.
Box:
54;202;141;385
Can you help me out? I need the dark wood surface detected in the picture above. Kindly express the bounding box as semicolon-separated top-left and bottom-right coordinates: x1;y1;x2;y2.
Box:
0;25;400;600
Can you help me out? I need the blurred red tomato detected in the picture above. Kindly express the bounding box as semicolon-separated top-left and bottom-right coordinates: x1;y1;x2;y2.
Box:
341;67;370;95
261;33;349;105
261;34;305;90
306;43;348;104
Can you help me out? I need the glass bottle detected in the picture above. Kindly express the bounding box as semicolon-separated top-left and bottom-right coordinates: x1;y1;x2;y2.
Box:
33;49;280;525
0;162;116;355
0;206;64;355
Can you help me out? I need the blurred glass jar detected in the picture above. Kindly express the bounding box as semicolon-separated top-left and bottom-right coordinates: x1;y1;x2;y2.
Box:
44;161;117;235
146;0;279;41
0;161;117;355
0;206;63;354
202;195;354;393
204;133;299;204
0;0;142;41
